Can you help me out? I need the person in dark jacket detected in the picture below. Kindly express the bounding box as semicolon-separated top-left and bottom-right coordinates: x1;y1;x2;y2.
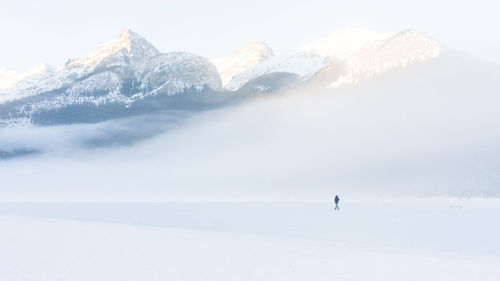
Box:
334;195;340;210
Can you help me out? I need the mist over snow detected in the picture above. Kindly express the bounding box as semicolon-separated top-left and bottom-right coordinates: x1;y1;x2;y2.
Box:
3;4;500;281
0;53;499;201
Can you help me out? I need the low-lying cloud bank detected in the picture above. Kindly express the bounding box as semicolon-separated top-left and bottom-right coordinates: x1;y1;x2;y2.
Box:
0;54;499;201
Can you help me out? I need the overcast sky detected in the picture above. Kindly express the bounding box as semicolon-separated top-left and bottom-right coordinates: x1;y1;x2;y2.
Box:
1;0;499;71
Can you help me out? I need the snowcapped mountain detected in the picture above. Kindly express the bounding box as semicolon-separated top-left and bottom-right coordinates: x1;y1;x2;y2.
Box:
314;30;443;88
224;28;392;91
65;29;159;68
211;40;274;86
0;30;222;125
0;27;446;126
224;28;443;92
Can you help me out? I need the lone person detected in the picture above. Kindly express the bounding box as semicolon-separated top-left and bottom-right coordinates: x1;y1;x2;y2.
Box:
334;195;340;210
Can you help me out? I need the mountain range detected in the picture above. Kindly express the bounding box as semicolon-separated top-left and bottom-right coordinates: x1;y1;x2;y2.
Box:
0;28;446;125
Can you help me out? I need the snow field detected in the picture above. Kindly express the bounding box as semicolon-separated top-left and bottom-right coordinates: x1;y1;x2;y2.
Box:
0;199;499;281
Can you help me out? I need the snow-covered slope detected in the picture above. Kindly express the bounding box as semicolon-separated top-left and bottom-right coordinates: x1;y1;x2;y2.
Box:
65;29;159;68
322;30;443;88
224;28;391;91
136;52;221;97
224;51;326;91
0;69;24;90
0;63;56;90
0;65;94;104
0;63;56;104
211;40;274;86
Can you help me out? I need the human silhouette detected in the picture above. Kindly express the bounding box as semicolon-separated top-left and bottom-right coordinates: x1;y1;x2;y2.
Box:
334;195;340;210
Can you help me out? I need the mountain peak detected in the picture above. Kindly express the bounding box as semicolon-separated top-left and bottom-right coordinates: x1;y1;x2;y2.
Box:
66;29;159;68
211;40;274;85
377;29;443;57
117;28;133;38
323;29;443;88
240;40;274;57
297;27;392;60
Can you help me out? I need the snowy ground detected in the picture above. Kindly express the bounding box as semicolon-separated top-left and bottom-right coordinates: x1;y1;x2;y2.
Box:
0;199;499;281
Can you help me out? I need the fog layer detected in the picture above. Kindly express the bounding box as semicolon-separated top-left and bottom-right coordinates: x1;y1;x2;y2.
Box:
1;54;499;201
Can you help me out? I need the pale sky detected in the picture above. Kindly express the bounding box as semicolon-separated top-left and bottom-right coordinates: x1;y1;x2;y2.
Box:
1;0;499;71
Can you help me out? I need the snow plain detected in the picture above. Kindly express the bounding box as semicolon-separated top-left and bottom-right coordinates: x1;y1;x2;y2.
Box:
0;199;499;281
